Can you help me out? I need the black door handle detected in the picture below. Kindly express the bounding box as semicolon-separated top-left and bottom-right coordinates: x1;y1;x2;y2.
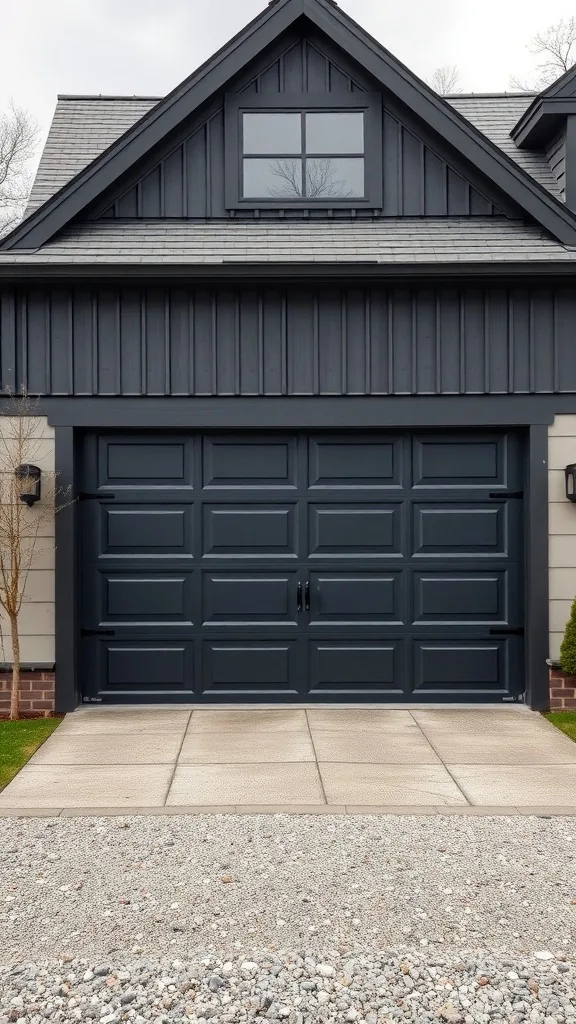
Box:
305;582;310;611
81;629;115;637
297;582;302;612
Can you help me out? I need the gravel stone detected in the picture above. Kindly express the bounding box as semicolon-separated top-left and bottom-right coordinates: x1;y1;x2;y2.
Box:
1;814;575;1021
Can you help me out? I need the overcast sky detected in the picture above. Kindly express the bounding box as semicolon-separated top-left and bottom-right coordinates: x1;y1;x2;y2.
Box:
2;0;575;166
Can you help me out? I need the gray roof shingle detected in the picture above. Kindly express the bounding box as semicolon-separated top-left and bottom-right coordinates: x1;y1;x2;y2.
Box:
1;218;575;265
447;93;563;199
25;96;159;214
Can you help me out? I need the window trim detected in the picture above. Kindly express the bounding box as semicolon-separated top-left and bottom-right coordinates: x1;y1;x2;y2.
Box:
225;92;383;210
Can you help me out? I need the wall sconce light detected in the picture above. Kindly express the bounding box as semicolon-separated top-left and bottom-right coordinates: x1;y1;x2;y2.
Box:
566;464;576;502
15;464;42;507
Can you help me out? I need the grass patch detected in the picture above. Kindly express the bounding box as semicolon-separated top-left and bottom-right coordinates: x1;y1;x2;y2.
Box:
0;718;61;791
544;711;576;743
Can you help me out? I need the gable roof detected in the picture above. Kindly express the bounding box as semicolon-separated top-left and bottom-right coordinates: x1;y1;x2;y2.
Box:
5;0;576;251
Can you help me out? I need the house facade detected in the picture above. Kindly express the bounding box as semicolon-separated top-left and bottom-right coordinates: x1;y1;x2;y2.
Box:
1;0;576;713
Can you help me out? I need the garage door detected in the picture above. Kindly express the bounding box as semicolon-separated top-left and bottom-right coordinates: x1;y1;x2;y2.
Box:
79;431;524;703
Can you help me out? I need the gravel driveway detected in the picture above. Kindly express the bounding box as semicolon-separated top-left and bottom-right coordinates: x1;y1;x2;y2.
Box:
1;813;575;1022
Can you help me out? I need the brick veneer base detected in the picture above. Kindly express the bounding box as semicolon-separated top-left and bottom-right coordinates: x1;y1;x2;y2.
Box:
549;665;576;709
0;670;56;718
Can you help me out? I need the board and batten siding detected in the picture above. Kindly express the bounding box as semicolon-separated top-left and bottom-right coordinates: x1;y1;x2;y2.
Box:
3;285;576;397
97;35;501;221
0;417;54;666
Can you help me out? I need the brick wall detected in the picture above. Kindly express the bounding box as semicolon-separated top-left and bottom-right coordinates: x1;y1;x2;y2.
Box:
0;670;55;718
549;665;576;710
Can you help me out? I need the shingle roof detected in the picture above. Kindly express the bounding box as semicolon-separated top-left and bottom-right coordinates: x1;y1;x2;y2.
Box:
1;218;574;265
25;97;159;214
25;92;563;219
446;94;563;199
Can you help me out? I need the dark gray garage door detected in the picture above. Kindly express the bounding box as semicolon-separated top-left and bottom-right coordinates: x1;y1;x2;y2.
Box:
79;430;524;703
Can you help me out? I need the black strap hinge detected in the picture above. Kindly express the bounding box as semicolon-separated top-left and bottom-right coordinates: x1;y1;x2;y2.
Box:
78;492;116;501
489;627;524;635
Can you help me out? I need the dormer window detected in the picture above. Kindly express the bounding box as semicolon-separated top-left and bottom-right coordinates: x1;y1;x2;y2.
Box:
243;111;365;199
225;94;382;209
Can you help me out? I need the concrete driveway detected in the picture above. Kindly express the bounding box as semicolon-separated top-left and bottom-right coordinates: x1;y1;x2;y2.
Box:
1;706;576;814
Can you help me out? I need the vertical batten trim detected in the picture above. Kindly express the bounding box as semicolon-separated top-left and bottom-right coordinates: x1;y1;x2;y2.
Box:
508;290;515;395
364;290;371;395
388;294;395;395
411;291;418;394
434;294;441;394
67;291;74;396
90;291;98;396
341;291;348;393
140;291;147;395
529;293;536;393
115;291;121;395
280;291;287;395
188;293;195;395
165;291;171;396
258;293;265;396
211;292;218;396
552;291;560;393
479;292;487;399
234;295;241;396
313;292;320;395
459;291;466;395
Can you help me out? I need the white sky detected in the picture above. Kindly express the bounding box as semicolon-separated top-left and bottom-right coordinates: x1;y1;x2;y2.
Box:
2;0;575;166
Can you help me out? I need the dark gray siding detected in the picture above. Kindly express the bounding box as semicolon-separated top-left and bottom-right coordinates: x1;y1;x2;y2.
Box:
2;285;576;397
547;132;566;199
97;35;501;220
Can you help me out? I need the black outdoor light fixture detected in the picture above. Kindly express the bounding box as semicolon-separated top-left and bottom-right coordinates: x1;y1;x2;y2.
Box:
15;464;42;507
566;464;576;502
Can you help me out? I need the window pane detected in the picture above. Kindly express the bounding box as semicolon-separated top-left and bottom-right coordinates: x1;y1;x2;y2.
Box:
243;113;301;154
305;158;365;199
243;158;303;198
305;112;364;154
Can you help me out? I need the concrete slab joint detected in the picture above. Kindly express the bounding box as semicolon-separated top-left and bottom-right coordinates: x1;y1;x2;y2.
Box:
1;706;576;814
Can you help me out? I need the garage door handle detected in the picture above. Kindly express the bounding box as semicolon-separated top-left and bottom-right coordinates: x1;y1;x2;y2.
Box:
81;628;116;637
297;583;303;612
489;627;524;635
488;492;523;499
305;582;310;611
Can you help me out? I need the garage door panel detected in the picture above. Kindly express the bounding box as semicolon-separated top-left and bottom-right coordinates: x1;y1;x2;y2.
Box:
308;641;404;693
202;641;300;694
412;640;510;693
413;572;507;624
413;505;508;557
203;573;297;625
105;642;193;691
308;436;402;489
104;506;193;557
203;436;297;489
99;436;194;488
413;434;507;488
309;505;403;558
103;574;193;624
310;572;403;625
203;505;297;558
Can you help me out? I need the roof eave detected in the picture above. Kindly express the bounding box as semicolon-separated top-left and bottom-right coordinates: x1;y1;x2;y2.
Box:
1;260;576;282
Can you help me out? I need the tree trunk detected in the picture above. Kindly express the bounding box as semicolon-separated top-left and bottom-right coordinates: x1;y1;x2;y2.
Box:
9;614;20;721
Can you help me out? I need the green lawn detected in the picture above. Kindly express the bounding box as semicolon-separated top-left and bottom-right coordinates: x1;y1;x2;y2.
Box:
544;711;576;743
0;718;61;791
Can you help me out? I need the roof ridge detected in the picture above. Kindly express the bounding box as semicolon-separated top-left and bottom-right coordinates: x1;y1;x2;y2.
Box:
56;94;162;101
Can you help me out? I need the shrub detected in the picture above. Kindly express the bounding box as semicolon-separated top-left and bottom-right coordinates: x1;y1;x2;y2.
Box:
559;597;576;676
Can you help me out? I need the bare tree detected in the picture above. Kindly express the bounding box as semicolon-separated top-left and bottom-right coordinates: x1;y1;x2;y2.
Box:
0;102;38;237
429;65;461;95
0;390;72;720
511;17;576;91
267;158;354;199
